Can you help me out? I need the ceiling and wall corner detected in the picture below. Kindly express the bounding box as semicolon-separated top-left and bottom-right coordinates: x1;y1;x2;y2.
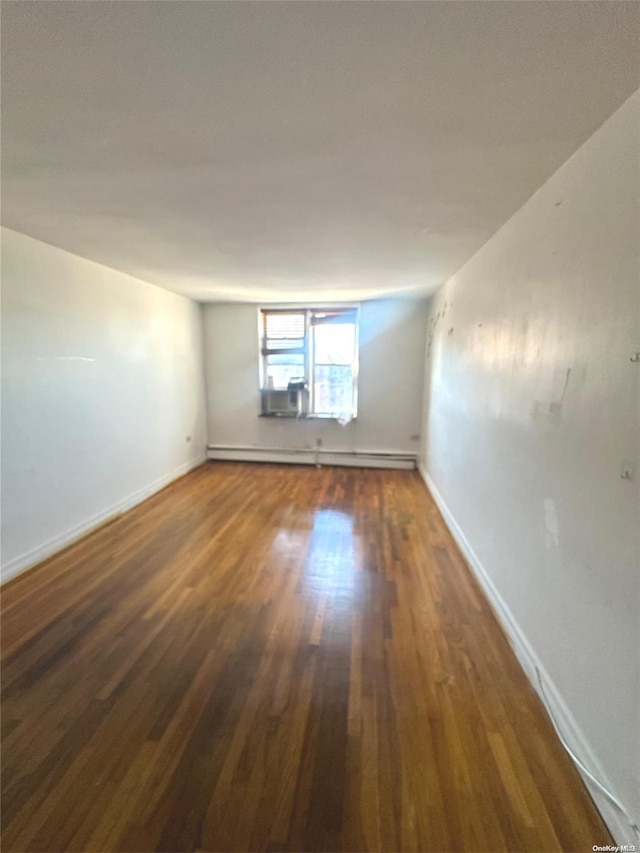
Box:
1;1;639;303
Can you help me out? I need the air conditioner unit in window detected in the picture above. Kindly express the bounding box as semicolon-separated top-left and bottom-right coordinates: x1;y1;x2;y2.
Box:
261;381;309;417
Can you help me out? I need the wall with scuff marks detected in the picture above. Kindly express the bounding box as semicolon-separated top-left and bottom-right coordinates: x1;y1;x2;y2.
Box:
1;228;208;582
420;91;639;833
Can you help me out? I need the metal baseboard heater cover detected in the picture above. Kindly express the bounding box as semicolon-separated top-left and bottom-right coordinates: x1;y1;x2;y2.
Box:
206;446;416;470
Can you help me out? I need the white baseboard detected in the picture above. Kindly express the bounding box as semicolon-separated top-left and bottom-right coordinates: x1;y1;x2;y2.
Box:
1;456;207;585
207;446;417;470
418;463;638;848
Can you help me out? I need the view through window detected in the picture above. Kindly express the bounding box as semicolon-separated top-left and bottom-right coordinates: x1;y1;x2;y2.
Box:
260;308;358;417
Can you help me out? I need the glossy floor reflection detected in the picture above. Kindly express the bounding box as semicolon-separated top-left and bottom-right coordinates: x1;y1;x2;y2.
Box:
1;462;611;852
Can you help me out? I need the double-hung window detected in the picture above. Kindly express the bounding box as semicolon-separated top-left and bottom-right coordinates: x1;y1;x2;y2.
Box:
260;307;358;418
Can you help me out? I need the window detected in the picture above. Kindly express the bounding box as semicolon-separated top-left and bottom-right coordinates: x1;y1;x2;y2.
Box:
260;307;358;418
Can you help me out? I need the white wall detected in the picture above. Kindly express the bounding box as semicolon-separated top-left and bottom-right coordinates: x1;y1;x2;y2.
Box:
1;228;208;582
203;299;427;457
420;92;640;841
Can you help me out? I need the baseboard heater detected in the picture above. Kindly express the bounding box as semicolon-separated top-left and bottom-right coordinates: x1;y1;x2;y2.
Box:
207;445;417;470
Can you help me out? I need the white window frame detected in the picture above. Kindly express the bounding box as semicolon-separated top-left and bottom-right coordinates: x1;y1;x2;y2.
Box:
258;305;359;419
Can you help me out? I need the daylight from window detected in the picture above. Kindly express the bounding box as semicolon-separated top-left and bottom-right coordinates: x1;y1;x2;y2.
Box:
312;322;356;415
260;309;358;417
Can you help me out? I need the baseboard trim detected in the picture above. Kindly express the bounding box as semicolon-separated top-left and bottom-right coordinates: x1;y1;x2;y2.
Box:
418;463;637;847
1;456;207;586
207;446;417;470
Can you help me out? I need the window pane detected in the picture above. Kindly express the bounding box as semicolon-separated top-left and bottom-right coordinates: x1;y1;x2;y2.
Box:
264;338;305;351
265;353;304;389
311;309;357;326
314;365;354;414
313;323;355;365
264;313;305;340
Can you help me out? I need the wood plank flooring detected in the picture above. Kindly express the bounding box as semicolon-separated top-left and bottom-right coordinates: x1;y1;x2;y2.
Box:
1;462;611;852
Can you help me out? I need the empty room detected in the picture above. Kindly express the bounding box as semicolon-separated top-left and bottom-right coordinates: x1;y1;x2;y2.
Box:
1;2;638;852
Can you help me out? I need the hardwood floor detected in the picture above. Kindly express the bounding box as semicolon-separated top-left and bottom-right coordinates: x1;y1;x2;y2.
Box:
1;462;611;852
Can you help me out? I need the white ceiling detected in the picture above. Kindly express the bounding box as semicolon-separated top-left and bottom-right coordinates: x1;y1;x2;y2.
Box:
2;2;639;303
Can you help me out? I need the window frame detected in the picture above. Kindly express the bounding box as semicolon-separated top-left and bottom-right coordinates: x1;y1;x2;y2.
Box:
258;305;359;419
